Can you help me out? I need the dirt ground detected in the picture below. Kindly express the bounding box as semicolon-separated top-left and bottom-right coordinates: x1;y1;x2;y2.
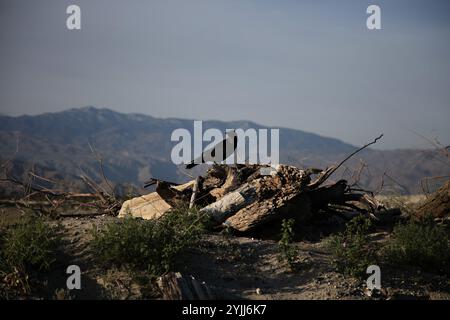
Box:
1;202;449;300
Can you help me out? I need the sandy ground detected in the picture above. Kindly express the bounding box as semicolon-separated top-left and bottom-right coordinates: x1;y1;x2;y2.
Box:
46;216;450;299
1;205;449;300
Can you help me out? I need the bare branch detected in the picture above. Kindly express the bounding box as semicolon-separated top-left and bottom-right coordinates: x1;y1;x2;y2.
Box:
88;141;116;198
310;134;383;187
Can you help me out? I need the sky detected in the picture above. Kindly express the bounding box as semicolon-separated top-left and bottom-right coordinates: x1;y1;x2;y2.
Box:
1;0;449;149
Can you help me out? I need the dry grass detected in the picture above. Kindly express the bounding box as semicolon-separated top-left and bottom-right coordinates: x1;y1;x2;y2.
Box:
376;194;426;215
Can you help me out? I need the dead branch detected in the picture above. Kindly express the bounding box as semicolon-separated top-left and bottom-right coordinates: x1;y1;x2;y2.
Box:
27;172;59;185
79;174;109;203
318;134;383;184
420;175;450;196
375;171;387;195
88;141;116;198
350;159;368;187
0;174;68;197
0;133;20;170
1;167;121;216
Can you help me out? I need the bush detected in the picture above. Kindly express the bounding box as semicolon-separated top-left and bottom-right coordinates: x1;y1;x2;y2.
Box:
325;215;377;277
278;219;299;270
383;216;449;272
90;208;208;276
0;215;61;295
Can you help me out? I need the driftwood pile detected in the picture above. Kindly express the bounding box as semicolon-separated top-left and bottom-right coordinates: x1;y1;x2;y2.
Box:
0;172;121;217
119;163;384;232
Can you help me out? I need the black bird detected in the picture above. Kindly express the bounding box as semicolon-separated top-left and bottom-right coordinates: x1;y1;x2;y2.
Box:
185;131;238;169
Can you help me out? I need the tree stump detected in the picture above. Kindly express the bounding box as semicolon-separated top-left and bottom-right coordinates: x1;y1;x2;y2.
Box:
417;180;450;218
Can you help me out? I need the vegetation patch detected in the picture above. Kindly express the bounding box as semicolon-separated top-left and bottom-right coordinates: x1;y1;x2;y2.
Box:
90;207;209;276
278;218;300;270
383;216;449;273
0;215;62;297
325;215;377;278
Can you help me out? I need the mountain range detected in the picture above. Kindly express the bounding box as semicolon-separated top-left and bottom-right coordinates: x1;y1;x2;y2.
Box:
0;107;448;196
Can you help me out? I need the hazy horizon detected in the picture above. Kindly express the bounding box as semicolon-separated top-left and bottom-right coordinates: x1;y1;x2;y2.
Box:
1;0;449;150
0;105;445;151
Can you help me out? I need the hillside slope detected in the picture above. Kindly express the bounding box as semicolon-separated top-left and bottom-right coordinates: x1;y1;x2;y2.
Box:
0;107;447;195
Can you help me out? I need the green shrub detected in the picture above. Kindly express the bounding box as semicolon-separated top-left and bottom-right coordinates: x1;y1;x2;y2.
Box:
0;215;61;295
278;219;299;270
383;216;449;272
325;215;377;277
90;207;208;276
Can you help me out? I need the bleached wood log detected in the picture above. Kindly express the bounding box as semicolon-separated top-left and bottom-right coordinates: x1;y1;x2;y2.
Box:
189;177;200;209
201;165;314;230
225;189;313;232
199;183;258;222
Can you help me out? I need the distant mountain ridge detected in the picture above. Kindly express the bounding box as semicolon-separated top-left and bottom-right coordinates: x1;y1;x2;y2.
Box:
0;107;447;195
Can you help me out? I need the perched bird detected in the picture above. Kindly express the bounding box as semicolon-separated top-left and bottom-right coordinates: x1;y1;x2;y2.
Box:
185;131;238;169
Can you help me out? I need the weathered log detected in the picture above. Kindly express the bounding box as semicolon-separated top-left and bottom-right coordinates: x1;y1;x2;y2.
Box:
199;183;258;222
209;166;240;199
189;177;200;209
225;191;313;231
156;272;215;300
118;180;195;219
417;180;450;218
212;165;313;231
221;170;379;232
120;163;381;232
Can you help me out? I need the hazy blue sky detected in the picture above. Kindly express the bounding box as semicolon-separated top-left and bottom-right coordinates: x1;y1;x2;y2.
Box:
1;0;449;149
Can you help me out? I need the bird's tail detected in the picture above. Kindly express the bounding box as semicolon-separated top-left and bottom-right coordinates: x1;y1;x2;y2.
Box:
143;178;157;188
185;162;198;169
144;178;179;188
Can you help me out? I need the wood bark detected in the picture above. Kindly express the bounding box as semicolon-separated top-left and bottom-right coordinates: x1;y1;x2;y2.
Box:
417;180;450;218
156;272;215;300
199;183;258;222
